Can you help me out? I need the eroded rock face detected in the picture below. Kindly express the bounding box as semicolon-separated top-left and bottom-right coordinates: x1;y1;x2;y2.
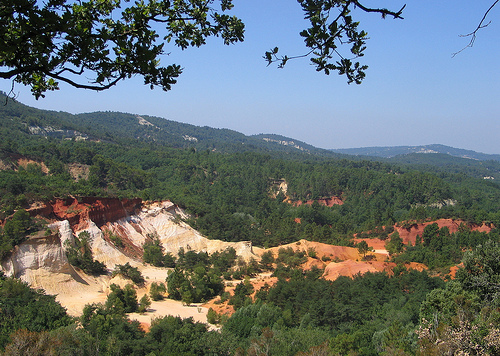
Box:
292;196;344;207
395;218;493;245
1;230;76;279
101;200;260;263
3;198;260;283
27;196;142;231
1;198;261;317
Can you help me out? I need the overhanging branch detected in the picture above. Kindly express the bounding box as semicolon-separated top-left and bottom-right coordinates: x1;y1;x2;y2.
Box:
452;0;499;57
352;1;406;19
46;71;125;91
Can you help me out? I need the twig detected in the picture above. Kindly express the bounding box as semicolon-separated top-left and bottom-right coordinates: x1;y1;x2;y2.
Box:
452;0;499;57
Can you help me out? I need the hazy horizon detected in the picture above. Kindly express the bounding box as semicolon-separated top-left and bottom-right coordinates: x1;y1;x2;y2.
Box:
1;1;499;154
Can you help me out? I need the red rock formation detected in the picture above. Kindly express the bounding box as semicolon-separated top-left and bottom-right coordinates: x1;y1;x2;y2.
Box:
395;219;493;245
27;196;142;229
322;260;427;281
353;219;493;252
102;222;144;259
292;196;344;207
353;238;388;252
301;257;327;270
264;239;364;262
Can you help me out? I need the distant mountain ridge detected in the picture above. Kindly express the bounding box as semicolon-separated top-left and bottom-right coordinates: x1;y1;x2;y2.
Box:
331;144;500;162
0;91;342;157
0;91;498;165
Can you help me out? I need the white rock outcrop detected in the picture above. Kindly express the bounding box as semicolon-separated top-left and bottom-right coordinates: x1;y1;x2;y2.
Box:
0;200;262;316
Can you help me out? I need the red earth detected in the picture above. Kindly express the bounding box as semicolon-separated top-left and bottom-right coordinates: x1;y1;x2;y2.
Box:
292;196;344;207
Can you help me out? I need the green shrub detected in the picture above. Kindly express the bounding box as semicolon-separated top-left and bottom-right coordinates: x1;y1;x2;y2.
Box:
149;282;166;301
112;262;145;285
65;231;106;275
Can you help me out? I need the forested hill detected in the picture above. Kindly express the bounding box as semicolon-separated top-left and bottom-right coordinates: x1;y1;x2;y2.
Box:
332;144;500;162
1;89;500;246
2;91;499;171
0;92;342;157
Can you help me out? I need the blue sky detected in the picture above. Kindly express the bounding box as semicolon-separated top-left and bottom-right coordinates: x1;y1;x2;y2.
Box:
2;1;499;154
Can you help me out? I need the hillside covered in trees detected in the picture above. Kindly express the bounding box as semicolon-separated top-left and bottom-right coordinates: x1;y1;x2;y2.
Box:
1;93;500;355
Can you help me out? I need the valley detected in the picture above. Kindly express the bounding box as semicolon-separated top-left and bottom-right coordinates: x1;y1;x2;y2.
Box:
1;94;500;355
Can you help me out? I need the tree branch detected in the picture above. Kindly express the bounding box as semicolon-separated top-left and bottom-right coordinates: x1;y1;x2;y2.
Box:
46;71;125;91
452;0;499;57
352;1;406;19
4;80;18;105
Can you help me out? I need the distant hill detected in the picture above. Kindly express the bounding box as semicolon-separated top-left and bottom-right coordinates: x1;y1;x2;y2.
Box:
0;91;342;158
1;91;498;182
250;133;319;152
331;144;500;162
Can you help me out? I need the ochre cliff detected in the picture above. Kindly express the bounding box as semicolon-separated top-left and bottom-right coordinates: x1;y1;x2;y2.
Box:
394;218;493;245
292;196;344;207
1;198;261;317
1;196;491;322
27;196;142;230
1;229;75;278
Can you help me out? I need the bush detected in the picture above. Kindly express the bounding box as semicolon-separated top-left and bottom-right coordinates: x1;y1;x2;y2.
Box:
65;231;106;275
259;250;275;271
0;209;34;258
166;266;224;304
143;236;166;267
150;282;166;301
206;307;222;324
276;247;307;268
105;283;138;313
0;276;72;349
112;262;145;285
138;294;151;314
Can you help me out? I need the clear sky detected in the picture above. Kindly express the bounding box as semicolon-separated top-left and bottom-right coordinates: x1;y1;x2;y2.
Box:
2;1;499;154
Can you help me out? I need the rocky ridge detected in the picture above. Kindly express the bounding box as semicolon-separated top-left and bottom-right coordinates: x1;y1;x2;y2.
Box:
1;197;260;318
1;197;493;324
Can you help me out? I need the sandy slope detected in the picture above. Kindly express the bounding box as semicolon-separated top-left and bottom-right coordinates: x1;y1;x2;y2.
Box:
1;200;258;325
4;199;467;328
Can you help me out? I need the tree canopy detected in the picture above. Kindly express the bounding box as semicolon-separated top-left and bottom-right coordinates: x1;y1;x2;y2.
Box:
2;1;498;98
1;0;245;98
1;0;409;99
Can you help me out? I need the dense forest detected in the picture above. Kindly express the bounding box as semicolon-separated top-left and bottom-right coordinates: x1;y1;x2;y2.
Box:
1;92;500;355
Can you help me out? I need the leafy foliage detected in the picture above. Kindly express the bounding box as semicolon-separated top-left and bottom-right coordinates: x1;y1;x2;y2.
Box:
65;231;106;275
166;265;224;304
0;276;72;349
105;283;139;314
112;262;145;285
1;326;87;356
80;302;146;354
394;225;499;270
142;234;168;267
165;247;245;304
266;1;404;84
457;239;500;304
275;247;308;268
228;279;254;310
0;0;244;98
417;240;500;355
385;230;404;255
0;209;34;259
149;282;167;301
1;0;412;100
138;294;151;314
144;315;230;355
